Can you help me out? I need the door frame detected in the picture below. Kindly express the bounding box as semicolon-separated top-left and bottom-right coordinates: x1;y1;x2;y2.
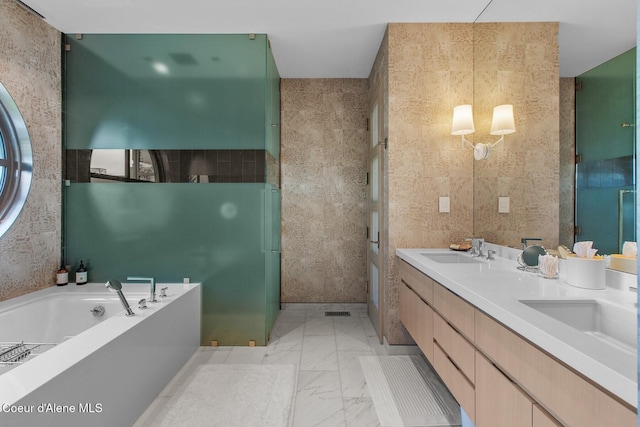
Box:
367;81;385;343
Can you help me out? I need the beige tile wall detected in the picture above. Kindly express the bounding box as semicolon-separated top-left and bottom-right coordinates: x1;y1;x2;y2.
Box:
385;23;476;344
372;22;559;345
559;78;576;247
0;0;61;301
473;23;560;249
281;79;369;303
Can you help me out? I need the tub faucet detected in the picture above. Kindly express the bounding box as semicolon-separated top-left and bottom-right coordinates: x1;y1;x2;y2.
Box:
127;276;157;303
105;279;135;317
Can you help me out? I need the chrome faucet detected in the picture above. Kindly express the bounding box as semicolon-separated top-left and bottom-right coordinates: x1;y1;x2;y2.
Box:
521;237;542;250
466;238;485;258
105;279;135;316
127;276;157;302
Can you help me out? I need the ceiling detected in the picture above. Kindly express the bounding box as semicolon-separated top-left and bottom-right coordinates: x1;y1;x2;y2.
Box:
18;0;637;78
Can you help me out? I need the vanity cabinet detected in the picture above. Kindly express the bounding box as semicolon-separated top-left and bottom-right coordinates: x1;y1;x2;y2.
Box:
400;261;434;360
476;351;533;427
398;258;636;427
432;286;477;422
475;310;635;426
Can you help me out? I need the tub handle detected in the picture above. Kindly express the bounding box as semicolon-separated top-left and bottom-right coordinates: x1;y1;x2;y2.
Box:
138;299;148;310
160;287;168;298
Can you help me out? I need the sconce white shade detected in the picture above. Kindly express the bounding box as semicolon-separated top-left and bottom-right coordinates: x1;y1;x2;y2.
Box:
490;104;516;135
451;104;475;135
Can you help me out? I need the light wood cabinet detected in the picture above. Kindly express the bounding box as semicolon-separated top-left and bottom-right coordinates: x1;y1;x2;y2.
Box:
433;342;475;422
400;260;433;303
400;278;434;360
432;282;474;340
475;309;635;426
433;311;475;384
398;257;636;427
476;351;533;427
533;404;562;427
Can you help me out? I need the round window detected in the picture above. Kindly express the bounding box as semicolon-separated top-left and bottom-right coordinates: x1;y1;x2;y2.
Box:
0;82;33;238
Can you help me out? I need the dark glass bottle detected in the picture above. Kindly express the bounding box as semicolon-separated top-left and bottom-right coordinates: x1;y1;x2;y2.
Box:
76;260;88;285
56;263;69;286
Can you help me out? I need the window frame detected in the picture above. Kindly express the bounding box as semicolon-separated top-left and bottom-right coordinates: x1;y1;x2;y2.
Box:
0;82;33;238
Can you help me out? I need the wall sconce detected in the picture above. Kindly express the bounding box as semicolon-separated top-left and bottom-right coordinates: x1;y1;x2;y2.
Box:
451;104;516;160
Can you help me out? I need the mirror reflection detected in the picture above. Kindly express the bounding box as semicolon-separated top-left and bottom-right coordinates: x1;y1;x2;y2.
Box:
471;22;636;255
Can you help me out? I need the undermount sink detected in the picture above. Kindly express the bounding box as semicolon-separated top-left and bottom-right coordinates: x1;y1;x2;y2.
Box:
420;252;482;264
519;299;637;352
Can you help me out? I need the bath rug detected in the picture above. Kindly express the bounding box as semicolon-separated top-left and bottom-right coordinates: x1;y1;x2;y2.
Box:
359;355;461;427
156;363;296;427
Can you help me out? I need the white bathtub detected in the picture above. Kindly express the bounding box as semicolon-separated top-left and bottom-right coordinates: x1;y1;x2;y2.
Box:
0;282;201;427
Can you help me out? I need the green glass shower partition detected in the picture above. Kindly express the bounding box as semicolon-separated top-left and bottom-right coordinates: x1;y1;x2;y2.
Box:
63;34;281;345
65;183;273;345
575;48;636;254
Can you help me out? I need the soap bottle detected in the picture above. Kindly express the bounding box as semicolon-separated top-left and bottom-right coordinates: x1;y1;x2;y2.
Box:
76;260;88;285
56;263;69;286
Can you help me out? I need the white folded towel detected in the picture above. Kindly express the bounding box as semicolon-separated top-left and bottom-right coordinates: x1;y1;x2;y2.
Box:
622;241;637;257
573;241;598;258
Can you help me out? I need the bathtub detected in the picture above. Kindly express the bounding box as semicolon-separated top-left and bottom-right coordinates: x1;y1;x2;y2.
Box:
0;282;201;427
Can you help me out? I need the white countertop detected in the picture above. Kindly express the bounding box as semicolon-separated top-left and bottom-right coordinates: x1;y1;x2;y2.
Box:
396;247;638;407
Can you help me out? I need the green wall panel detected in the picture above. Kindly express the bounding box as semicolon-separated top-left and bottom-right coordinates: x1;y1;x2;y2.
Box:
65;183;271;345
63;34;281;346
65;34;268;150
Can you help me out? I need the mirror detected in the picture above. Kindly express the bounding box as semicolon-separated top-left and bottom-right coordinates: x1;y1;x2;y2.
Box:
471;20;636;253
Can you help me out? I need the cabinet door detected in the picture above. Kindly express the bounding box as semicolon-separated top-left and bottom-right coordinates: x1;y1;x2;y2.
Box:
433;311;475;384
400;282;434;361
533;404;562;427
413;295;434;361
476;352;533;427
433;282;474;340
475;310;636;426
434;343;475;423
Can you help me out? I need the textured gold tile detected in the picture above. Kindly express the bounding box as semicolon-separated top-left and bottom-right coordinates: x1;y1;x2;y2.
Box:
281;79;369;303
0;0;61;302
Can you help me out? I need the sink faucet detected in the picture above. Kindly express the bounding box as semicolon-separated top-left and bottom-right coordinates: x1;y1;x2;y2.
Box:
521;237;542;250
465;238;485;257
105;279;135;316
127;276;157;303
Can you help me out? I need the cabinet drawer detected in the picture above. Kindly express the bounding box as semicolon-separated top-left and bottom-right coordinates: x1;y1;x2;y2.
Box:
475;310;636;427
400;260;433;304
533;404;562;427
433;282;474;340
434;312;475;384
400;282;434;361
433;342;475;424
476;352;533;427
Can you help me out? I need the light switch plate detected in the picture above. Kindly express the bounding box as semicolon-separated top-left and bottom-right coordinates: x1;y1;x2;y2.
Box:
498;196;510;213
439;196;450;213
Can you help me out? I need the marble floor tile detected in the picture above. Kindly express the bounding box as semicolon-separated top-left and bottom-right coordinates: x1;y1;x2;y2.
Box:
343;397;381;427
268;324;305;351
337;351;373;398
301;335;339;371
336;331;372;352
135;308;390;427
293;370;345;427
263;350;302;366
303;317;335;336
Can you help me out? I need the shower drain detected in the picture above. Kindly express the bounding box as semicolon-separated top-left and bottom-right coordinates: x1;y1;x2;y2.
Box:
325;311;351;317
